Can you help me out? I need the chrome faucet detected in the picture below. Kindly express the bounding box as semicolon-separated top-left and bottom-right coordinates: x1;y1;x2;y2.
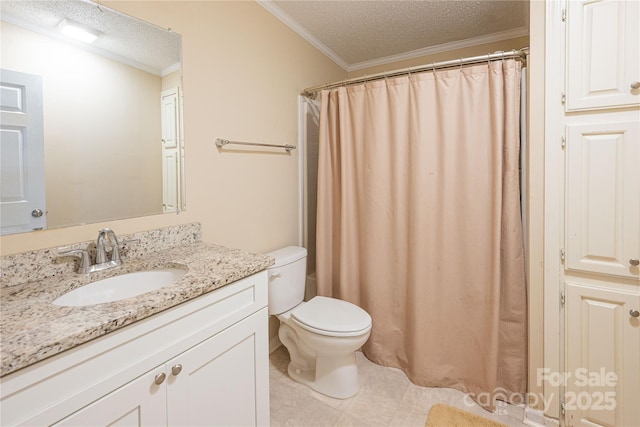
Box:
58;228;124;274
96;228;121;266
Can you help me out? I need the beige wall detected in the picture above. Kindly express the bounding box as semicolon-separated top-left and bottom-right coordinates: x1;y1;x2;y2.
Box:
0;1;346;255
1;22;163;229
346;36;529;78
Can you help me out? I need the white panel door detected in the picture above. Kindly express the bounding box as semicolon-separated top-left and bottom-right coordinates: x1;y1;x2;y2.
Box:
52;368;167;427
565;283;640;427
167;309;270;427
161;88;181;212
566;0;640;111
565;120;640;279
0;69;46;234
161;88;178;149
162;149;178;213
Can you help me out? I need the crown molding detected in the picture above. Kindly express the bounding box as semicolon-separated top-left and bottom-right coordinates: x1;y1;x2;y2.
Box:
347;27;529;72
259;0;529;74
257;0;350;71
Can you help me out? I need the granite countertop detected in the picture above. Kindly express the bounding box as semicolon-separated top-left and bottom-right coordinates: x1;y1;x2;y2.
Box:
0;242;274;377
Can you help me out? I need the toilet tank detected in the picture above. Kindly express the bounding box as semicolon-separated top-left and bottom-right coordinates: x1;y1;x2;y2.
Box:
266;246;307;315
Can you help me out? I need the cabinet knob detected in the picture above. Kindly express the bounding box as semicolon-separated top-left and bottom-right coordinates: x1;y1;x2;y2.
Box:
630;258;640;266
171;364;183;376
631;81;640;90
154;372;166;385
630;309;640;318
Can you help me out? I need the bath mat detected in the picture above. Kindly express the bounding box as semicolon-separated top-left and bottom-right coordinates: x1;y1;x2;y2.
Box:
425;404;508;427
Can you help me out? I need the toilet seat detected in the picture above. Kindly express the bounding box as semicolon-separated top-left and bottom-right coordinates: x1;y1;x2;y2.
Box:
291;296;372;337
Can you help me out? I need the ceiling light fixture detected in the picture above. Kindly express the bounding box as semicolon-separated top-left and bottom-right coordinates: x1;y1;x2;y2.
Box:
57;19;99;43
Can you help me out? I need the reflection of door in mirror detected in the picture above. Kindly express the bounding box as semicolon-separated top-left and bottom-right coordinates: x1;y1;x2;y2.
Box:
0;69;46;235
0;0;184;235
161;87;182;213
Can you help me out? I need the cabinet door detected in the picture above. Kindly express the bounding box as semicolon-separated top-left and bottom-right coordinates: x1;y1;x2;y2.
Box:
565;120;640;279
566;0;640;111
167;308;270;427
52;368;167;427
565;283;640;427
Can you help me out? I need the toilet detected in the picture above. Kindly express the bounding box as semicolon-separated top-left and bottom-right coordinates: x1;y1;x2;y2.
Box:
267;246;372;399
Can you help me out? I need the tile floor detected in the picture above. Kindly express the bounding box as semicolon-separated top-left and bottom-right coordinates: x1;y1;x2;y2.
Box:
269;346;528;427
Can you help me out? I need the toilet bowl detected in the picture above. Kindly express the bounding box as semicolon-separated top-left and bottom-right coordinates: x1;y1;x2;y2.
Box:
267;246;372;399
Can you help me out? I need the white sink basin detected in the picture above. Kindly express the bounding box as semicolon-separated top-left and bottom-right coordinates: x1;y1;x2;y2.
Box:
53;268;187;307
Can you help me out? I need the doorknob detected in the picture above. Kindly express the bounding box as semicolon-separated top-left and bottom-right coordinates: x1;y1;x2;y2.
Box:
631;81;640;90
31;209;43;218
171;364;183;376
630;259;640;266
630;309;640;318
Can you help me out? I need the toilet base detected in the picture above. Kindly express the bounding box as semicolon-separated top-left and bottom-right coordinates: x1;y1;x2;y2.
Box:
277;307;371;400
287;352;360;399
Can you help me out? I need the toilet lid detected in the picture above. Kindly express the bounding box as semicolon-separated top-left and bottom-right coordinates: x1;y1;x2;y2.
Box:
291;296;371;336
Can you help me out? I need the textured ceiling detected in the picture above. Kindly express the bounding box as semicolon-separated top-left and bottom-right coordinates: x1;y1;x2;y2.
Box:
2;0;529;74
262;0;529;71
0;0;181;76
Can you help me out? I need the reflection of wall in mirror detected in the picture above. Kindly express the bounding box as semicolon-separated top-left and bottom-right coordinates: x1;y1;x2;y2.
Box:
162;71;181;91
1;22;163;228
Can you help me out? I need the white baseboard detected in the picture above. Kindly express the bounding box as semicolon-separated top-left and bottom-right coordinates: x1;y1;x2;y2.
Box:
524;406;559;427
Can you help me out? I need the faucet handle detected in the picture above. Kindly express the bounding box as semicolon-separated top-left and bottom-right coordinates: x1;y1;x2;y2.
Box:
58;248;91;274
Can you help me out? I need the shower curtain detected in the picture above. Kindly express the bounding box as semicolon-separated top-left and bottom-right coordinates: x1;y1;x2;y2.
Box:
315;59;527;410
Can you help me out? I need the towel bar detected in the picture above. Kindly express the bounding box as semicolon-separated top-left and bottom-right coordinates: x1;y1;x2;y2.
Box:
215;138;296;152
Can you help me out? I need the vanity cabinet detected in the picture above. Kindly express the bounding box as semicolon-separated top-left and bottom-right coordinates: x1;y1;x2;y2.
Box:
54;308;266;426
0;271;270;427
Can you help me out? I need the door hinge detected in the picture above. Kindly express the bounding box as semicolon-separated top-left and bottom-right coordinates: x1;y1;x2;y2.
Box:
561;290;566;306
561;400;566;415
560;248;565;262
562;8;566;22
561;136;566;149
561;92;566;104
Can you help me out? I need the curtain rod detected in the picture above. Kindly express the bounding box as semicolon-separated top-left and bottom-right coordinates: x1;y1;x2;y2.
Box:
302;47;529;98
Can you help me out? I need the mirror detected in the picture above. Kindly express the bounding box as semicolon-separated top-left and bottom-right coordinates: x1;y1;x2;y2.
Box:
0;0;184;236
